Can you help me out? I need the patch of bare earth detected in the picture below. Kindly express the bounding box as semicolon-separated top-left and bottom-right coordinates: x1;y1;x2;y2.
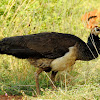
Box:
0;95;22;100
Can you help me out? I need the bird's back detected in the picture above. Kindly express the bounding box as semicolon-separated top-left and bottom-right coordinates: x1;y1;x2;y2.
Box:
0;32;85;59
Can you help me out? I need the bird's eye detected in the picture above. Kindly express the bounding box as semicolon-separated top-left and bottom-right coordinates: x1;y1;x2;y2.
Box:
96;28;100;31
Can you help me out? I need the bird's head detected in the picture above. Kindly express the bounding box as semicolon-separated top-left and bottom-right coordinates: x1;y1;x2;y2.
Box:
91;26;100;36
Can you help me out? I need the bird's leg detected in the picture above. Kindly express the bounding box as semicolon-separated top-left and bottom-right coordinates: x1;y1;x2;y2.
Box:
64;66;73;85
35;68;43;95
51;71;58;90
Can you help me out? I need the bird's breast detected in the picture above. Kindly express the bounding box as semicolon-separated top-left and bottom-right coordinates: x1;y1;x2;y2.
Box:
50;45;77;72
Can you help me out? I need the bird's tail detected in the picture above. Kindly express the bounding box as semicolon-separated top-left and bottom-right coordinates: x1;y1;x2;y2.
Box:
0;37;36;59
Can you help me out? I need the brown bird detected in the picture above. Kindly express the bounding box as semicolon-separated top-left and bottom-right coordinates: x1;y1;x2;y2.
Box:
0;26;100;95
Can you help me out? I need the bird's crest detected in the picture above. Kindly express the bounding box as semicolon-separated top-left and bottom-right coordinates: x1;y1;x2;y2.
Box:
81;9;100;29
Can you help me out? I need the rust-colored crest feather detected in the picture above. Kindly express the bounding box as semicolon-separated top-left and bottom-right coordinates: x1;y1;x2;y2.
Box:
81;10;100;28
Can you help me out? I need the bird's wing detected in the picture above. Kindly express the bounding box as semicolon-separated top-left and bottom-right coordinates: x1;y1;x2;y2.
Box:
0;32;83;59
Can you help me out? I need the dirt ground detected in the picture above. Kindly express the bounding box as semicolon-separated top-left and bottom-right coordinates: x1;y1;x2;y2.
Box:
0;95;23;100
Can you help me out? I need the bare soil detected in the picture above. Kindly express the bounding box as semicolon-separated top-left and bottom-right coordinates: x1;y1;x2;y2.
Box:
0;95;22;100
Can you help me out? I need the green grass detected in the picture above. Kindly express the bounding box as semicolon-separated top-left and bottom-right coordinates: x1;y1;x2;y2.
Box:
0;0;100;99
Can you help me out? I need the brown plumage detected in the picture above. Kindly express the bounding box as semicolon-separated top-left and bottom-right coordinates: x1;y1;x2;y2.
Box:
0;26;100;95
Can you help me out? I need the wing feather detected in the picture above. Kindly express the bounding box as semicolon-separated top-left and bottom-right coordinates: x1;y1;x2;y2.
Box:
0;32;84;59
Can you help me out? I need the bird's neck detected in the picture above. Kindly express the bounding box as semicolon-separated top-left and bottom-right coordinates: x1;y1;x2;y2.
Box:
77;33;100;61
87;33;99;59
87;33;99;54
